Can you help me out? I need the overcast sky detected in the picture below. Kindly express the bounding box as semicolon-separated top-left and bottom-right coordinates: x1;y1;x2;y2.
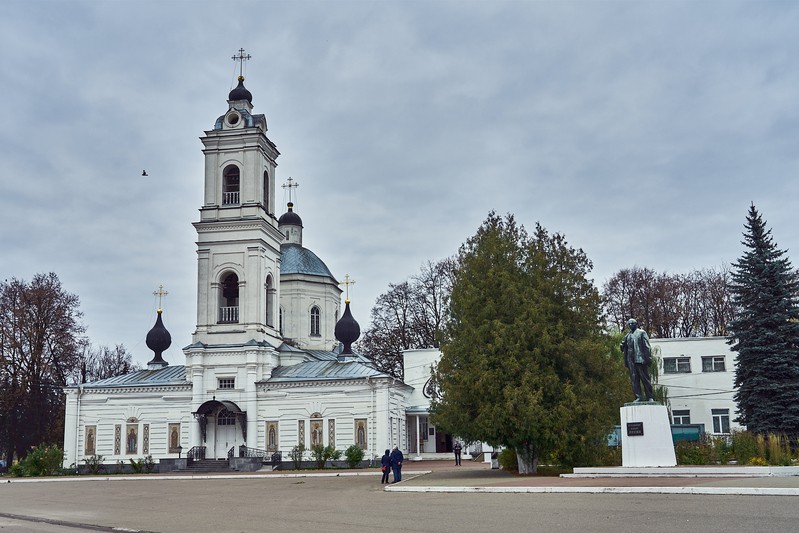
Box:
2;1;798;367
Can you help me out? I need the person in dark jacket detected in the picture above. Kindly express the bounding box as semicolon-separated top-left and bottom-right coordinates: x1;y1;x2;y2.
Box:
453;441;462;465
380;449;391;484
389;446;404;483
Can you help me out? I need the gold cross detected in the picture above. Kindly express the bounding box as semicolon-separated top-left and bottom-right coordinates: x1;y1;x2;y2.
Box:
282;177;299;203
232;48;251;79
153;285;168;312
342;274;355;302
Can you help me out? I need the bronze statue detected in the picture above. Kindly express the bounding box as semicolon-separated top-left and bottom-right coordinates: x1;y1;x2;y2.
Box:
620;319;654;402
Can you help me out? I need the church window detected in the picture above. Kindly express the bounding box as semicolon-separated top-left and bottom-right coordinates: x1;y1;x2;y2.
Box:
219;272;239;323
310;306;321;336
223;165;240;205
279;307;284;334
265;275;275;327
218;378;235;389
218;409;236;426
263;170;269;213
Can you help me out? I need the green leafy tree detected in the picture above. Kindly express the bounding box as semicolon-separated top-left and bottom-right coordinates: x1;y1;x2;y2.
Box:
430;213;627;474
728;204;799;435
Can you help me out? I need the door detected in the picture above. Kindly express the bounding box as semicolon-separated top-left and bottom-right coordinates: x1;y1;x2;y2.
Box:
215;409;237;459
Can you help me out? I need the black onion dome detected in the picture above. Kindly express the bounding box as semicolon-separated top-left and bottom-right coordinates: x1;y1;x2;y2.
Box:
334;301;361;355
278;202;303;226
146;310;172;367
228;76;253;104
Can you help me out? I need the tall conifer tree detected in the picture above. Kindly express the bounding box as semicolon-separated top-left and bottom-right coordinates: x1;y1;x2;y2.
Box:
729;204;799;435
430;213;627;473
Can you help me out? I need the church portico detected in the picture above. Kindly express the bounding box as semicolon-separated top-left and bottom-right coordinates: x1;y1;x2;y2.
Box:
193;399;247;459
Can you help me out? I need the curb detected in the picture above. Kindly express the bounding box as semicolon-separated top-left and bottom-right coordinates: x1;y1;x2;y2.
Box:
384;485;799;496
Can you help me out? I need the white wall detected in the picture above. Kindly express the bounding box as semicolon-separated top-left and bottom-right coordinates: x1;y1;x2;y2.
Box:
652;337;742;435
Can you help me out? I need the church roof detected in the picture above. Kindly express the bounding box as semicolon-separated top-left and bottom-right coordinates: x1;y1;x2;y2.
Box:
213;107;266;130
73;365;188;389
281;243;336;279
265;359;390;383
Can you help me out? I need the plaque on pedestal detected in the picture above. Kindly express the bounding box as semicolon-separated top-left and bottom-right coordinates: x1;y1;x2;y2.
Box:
620;403;676;467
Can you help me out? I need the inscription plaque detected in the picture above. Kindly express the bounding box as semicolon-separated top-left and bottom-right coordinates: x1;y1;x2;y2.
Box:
626;422;644;436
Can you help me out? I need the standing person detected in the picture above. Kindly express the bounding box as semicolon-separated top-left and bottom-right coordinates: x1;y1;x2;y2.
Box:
621;318;654;402
389;446;403;483
380;449;391;484
453;441;462;465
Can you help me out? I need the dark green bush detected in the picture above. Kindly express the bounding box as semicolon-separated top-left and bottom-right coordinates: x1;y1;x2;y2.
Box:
344;445;365;468
83;455;105;474
498;448;518;472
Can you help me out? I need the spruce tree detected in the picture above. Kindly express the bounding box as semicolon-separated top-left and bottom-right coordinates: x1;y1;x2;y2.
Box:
729;204;799;435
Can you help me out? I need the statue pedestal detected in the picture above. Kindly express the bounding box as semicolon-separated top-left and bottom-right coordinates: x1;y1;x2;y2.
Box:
620;403;676;467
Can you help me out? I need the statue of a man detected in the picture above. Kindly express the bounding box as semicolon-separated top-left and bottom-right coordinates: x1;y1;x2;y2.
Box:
620;318;654;402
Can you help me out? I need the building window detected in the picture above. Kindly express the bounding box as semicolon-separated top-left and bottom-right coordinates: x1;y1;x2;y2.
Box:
263;170;269;213
218;378;235;390
279;307;284;334
663;357;691;374
310;306;321;336
265;275;275;327
219;272;239;323
672;410;691;425
702;356;726;372
712;409;730;434
223;165;240;205
218;409;236;426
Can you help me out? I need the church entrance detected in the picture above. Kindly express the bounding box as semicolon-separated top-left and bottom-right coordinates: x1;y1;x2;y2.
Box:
214;408;239;459
193;399;247;459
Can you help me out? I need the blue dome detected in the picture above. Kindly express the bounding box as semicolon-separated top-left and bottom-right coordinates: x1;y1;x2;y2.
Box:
281;243;335;278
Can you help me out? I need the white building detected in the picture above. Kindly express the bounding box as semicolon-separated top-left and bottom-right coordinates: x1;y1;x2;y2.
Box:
652;336;742;435
62;72;411;469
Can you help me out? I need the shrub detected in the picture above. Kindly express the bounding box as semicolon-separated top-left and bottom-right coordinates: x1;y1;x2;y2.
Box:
498;448;518;473
765;434;793;466
731;430;758;465
344;445;365;468
675;440;712;465
83;455;105;475
8;445;64;477
289;444;305;470
311;444;342;469
129;458;145;474
143;455;156;473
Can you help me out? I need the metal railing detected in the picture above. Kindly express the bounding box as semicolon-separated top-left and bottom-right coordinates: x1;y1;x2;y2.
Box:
223;191;240;205
219;306;239;323
239;446;282;464
186;446;206;463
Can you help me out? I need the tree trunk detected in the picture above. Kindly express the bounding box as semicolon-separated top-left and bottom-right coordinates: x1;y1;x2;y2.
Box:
516;442;538;474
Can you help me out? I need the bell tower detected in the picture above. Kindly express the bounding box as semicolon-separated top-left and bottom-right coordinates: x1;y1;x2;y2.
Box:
189;51;283;347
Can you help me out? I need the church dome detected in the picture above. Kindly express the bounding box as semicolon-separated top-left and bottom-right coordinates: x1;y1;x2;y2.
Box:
281;243;335;278
334;300;361;356
228;76;253;104
278;202;303;227
145;310;171;368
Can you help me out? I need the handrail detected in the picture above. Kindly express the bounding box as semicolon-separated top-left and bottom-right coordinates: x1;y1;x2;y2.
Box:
187;446;206;463
227;446;235;460
239;446;282;463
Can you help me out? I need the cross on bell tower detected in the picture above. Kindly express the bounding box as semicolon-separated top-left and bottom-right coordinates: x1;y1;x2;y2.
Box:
232;48;251;79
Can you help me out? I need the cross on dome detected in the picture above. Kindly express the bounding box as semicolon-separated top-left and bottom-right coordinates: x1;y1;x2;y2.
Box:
342;274;355;303
282;177;299;204
232;48;251;80
153;285;168;313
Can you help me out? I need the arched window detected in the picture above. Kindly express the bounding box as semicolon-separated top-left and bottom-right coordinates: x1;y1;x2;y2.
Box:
219;272;239;323
265;275;275;327
263;170;269;213
223;165;240;205
310;306;321;337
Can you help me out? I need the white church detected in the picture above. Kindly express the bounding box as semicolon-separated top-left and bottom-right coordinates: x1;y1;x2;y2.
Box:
62;67;416;470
